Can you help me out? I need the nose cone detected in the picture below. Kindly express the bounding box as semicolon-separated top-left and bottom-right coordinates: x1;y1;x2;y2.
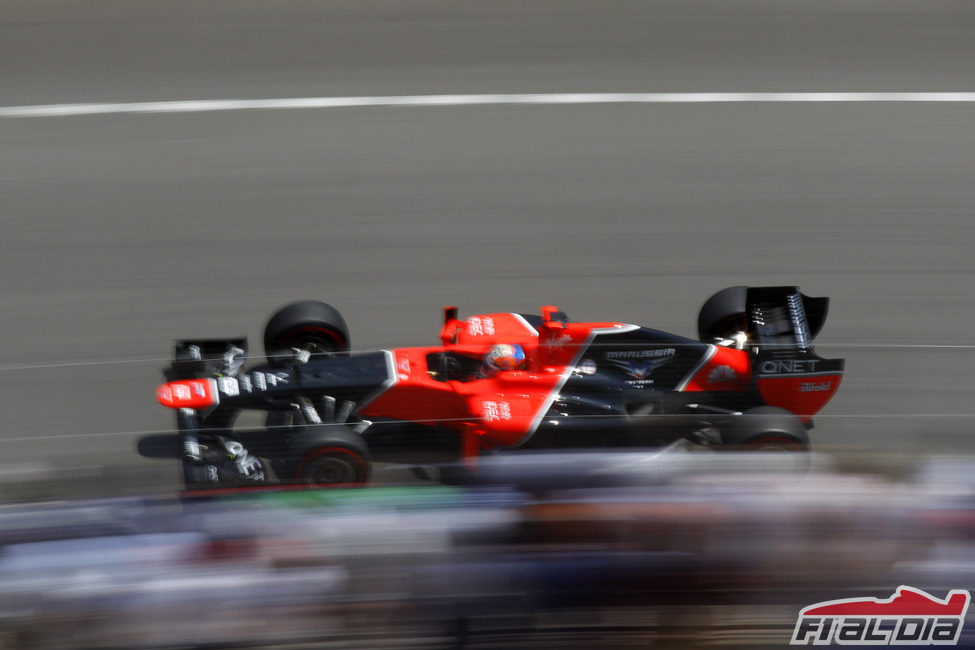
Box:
156;383;175;407
155;379;218;409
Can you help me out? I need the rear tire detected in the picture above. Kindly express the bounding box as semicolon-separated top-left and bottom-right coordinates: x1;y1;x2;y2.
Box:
264;300;349;362
720;406;810;450
697;286;748;342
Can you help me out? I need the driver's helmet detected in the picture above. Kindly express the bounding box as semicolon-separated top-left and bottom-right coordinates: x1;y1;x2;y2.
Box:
484;343;527;374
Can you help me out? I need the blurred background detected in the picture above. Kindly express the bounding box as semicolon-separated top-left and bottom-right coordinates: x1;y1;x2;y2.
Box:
3;0;975;647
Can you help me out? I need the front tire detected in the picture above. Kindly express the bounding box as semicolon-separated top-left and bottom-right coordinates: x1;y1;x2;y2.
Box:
264;300;350;363
298;447;370;486
290;425;372;487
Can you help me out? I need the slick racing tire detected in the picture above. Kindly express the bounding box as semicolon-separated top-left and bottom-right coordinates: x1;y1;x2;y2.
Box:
291;426;371;487
720;406;810;451
697;286;748;342
264;300;350;362
297;447;370;486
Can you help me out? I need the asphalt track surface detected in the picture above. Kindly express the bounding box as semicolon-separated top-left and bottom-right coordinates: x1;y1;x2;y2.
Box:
3;0;975;496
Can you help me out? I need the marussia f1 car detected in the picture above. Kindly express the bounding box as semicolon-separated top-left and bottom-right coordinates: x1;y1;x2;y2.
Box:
149;286;844;488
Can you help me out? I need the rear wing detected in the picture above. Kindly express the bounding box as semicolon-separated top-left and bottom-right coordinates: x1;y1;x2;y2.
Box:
745;287;843;422
746;286;828;354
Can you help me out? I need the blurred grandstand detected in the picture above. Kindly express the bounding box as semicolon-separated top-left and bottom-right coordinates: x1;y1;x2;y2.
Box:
2;452;975;649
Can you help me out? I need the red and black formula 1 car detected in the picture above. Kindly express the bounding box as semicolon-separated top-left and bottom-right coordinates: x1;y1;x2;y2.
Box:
147;286;843;488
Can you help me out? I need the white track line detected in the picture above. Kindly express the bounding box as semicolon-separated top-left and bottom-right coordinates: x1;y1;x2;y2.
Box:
4;93;975;118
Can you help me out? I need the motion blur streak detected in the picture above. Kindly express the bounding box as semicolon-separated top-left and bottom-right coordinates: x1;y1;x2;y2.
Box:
4;93;975;118
2;453;975;649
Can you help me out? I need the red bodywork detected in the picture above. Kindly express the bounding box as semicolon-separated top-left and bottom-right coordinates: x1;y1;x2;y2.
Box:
356;308;840;455
361;310;604;453
156;378;219;410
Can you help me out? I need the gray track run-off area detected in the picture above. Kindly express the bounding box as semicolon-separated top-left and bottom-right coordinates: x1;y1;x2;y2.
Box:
2;0;975;493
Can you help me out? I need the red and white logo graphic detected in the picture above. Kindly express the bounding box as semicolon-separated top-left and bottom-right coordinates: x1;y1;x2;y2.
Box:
791;585;970;646
482;400;512;422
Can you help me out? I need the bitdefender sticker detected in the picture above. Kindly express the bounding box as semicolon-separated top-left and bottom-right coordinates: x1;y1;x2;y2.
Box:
790;585;970;646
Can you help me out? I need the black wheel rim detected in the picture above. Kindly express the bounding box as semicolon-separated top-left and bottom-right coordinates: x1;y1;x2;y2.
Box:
289;336;338;355
306;457;357;484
